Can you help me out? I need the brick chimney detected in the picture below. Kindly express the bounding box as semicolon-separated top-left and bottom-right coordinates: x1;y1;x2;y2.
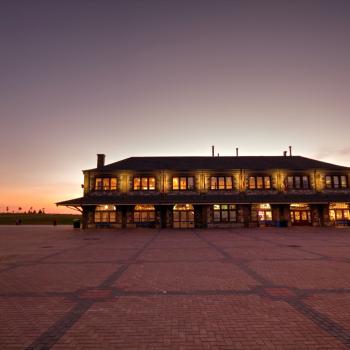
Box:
97;154;105;169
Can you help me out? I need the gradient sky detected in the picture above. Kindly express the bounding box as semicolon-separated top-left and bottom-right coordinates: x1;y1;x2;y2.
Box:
1;0;350;213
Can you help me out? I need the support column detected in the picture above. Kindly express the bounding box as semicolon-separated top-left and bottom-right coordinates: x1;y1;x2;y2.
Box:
194;205;203;228
121;206;127;228
319;204;330;227
242;204;251;228
159;206;167;228
82;206;89;229
311;204;322;226
271;204;281;227
281;204;291;227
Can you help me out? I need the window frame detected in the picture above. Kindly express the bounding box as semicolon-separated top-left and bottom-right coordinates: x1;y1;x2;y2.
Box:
133;204;156;222
248;176;271;190
94;205;117;223
172;176;195;191
325;175;348;189
210;176;234;190
286;175;310;190
212;204;237;223
94;177;118;191
133;176;156;191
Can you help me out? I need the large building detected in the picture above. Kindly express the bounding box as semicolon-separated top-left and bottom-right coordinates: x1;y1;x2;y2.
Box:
57;153;350;229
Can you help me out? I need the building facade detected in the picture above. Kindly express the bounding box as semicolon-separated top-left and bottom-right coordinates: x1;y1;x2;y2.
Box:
57;154;350;229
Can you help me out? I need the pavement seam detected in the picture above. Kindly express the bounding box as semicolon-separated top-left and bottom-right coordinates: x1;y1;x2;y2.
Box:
23;231;160;350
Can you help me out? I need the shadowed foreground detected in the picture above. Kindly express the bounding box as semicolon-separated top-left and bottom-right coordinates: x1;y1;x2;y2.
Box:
1;226;350;349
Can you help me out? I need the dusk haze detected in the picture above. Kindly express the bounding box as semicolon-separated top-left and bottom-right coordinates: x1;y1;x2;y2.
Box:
1;0;350;213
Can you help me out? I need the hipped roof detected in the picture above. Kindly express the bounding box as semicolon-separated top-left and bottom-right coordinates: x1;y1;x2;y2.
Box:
86;156;350;172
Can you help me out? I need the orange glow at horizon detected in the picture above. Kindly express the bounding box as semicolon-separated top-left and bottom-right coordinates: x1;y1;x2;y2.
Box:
0;186;82;214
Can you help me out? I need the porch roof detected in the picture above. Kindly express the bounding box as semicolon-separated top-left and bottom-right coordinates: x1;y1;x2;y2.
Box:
57;193;350;206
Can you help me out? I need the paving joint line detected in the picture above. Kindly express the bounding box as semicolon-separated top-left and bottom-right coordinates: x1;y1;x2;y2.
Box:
24;231;160;350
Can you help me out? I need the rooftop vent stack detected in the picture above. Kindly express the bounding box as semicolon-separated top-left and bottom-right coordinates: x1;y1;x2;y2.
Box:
236;148;239;157
97;154;105;169
283;151;287;157
212;145;215;157
217;153;220;157
289;146;292;157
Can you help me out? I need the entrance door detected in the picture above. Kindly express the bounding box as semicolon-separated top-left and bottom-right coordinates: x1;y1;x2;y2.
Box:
291;210;312;225
173;204;194;228
257;209;272;226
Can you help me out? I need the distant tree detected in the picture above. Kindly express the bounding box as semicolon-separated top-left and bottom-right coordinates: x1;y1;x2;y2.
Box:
29;207;33;213
38;209;42;214
6;206;9;213
42;208;45;214
33;210;37;214
18;207;22;213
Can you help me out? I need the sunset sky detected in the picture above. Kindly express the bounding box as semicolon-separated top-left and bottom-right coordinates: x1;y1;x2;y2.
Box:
1;0;350;213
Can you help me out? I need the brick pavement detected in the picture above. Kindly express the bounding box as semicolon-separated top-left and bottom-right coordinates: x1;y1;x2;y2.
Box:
0;226;350;349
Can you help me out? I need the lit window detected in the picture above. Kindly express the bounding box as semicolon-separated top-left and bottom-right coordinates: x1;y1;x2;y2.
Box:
141;178;148;190
133;177;156;191
133;204;156;222
249;177;256;189
264;177;271;189
110;178;117;190
103;178;110;190
172;177;194;190
149;177;156;190
226;177;233;189
95;178;117;191
180;177;187;190
341;176;348;188
173;177;179;190
95;178;103;190
210;176;234;190
256;177;263;189
249;176;271;190
94;204;117;223
213;204;237;222
133;177;141;190
326;175;347;189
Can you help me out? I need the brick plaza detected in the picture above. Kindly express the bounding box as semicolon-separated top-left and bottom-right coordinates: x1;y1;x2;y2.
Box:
1;226;350;349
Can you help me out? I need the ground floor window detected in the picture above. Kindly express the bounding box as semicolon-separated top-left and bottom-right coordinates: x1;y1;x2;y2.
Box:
290;203;311;225
94;205;117;223
213;204;237;222
173;204;194;228
329;203;350;223
133;204;156;222
251;203;272;222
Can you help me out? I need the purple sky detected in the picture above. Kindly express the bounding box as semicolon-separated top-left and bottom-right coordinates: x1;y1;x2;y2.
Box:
1;0;350;213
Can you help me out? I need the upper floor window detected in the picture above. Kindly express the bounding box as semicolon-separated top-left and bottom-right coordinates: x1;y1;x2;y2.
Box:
172;176;194;190
95;177;117;191
287;176;309;189
249;176;271;189
133;177;156;190
210;176;233;190
325;175;348;189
